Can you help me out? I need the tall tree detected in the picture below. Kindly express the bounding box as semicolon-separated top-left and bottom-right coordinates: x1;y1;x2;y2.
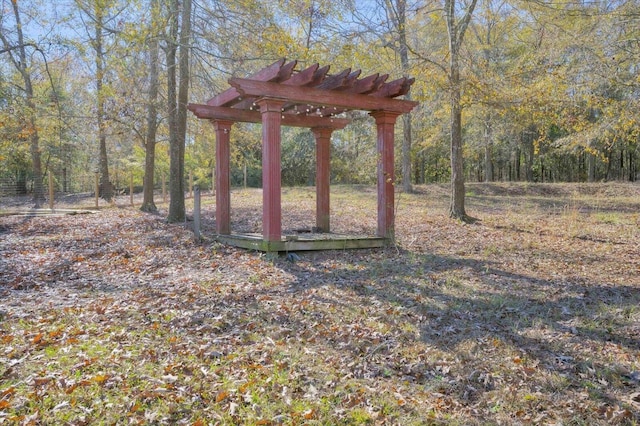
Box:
394;0;415;193
75;0;124;202
445;0;478;221
140;0;161;213
166;0;180;221
0;1;45;206
167;0;192;223
95;1;112;201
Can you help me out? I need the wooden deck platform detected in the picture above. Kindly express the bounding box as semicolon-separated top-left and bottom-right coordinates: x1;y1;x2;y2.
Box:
213;232;387;252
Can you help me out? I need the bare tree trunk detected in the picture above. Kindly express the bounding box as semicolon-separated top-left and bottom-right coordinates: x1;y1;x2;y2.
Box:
141;0;160;213
402;104;413;192
520;128;536;182
445;0;477;222
27;112;44;207
167;0;191;222
167;0;182;222
94;4;113;201
484;120;493;182
1;2;44;207
413;151;424;184
477;12;496;184
484;143;493;182
449;63;466;219
587;148;596;182
177;0;191;181
397;0;413;193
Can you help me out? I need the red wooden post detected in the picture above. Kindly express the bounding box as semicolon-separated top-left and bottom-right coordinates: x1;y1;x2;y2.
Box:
213;120;233;235
312;127;333;233
370;111;400;240
257;98;285;242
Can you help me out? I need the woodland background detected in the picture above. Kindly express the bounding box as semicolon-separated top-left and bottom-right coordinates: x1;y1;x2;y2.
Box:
1;0;639;208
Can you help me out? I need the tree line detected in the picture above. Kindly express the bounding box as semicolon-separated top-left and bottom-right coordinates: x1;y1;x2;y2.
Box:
1;0;638;221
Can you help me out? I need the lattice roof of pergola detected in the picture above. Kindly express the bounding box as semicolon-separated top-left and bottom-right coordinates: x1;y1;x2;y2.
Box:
187;58;417;129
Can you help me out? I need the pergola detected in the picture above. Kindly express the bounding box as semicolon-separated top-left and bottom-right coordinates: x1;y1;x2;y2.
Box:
188;59;418;251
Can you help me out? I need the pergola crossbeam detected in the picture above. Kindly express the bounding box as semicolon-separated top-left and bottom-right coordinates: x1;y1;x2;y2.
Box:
188;103;350;129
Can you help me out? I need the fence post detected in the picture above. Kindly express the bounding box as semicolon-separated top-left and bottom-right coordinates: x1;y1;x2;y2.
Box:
212;168;215;196
95;172;99;208
48;173;54;210
130;172;134;207
189;171;193;199
193;184;201;240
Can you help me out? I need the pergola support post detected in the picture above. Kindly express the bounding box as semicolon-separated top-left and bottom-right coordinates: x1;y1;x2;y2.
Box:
257;98;285;242
312;127;333;233
213;120;234;235
371;111;401;241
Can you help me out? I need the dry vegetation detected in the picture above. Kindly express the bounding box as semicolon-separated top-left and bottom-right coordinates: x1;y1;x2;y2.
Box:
1;182;639;425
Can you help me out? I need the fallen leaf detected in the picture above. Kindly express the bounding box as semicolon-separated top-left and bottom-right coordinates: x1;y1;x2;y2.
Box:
0;387;15;398
93;374;109;385
215;391;229;403
33;377;52;386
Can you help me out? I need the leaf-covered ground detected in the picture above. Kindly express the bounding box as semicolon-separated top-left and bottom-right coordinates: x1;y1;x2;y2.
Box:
1;182;639;425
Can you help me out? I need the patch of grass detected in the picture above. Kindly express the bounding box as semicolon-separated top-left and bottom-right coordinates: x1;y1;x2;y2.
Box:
592;211;623;224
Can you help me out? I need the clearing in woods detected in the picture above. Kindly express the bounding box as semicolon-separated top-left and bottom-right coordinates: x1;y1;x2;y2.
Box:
0;182;639;425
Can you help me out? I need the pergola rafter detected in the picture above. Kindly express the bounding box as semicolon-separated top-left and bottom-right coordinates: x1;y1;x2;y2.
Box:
187;58;418;251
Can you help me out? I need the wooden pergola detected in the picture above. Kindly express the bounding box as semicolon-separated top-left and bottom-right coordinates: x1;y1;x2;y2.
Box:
188;59;418;251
